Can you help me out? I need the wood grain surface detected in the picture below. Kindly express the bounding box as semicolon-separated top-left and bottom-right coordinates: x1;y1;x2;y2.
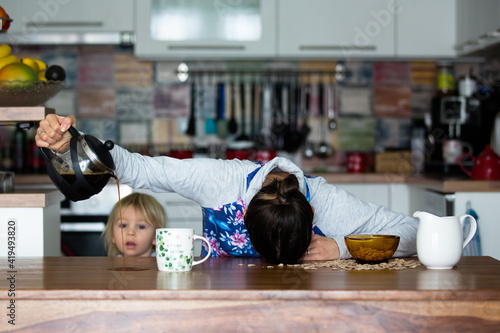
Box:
1;256;500;331
0;188;65;207
0;106;54;122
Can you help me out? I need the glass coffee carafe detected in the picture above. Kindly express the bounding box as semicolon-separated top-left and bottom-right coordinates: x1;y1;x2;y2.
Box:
40;126;115;201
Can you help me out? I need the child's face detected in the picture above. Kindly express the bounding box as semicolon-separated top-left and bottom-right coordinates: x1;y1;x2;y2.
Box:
112;205;156;257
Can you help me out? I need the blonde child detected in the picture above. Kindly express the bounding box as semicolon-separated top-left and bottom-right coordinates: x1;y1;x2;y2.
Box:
103;193;166;257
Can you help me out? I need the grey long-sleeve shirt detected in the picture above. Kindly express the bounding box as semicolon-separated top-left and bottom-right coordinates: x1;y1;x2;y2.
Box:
111;145;418;259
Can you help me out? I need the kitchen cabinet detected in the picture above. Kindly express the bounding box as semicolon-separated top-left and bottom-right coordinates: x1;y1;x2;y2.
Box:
0;107;64;257
396;0;456;58
407;184;500;261
456;0;500;56
134;0;277;59
454;192;500;261
277;0;395;58
0;0;134;45
336;183;410;215
336;184;390;208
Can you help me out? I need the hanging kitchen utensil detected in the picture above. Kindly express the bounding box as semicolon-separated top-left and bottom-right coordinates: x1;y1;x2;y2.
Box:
291;83;303;151
271;82;284;150
284;80;302;153
281;81;293;152
245;81;253;139
185;79;196;136
216;82;228;139
250;82;258;139
302;85;314;159
236;83;251;142
327;82;337;131
259;82;274;148
204;73;217;135
314;82;333;158
228;81;238;135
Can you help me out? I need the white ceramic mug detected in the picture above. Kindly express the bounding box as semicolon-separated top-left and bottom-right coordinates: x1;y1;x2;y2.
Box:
156;228;212;272
414;211;477;269
443;139;472;164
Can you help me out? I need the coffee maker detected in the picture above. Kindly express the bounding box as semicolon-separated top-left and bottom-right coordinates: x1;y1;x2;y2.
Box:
426;94;486;177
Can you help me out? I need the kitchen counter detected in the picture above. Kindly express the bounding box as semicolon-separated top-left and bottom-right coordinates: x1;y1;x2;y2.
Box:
1;256;499;331
0;187;64;207
0;187;64;256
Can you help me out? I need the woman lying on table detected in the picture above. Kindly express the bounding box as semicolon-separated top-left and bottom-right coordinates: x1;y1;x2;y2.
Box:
36;114;418;264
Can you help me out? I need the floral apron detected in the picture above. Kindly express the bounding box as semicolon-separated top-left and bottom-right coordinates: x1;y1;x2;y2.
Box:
201;165;324;257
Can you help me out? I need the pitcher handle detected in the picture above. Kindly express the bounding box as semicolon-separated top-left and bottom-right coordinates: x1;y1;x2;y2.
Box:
192;235;212;266
460;214;477;249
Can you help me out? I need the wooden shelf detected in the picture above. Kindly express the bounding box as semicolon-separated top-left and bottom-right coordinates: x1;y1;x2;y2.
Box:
0;106;54;122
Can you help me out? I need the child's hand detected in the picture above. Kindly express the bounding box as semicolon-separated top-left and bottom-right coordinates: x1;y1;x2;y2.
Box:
303;234;340;261
36;114;76;151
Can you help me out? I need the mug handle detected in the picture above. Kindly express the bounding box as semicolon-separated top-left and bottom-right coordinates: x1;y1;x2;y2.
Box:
460;214;478;249
192;235;212;266
458;152;474;177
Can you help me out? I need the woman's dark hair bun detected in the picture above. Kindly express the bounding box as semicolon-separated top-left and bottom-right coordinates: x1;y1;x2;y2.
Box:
279;174;300;197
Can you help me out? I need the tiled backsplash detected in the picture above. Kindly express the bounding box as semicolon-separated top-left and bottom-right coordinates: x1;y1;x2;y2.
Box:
1;45;495;173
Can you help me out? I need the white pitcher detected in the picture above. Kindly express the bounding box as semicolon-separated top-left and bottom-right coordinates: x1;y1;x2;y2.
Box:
413;211;477;269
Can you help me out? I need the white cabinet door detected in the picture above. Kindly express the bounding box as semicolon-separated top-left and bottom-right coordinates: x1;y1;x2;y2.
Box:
135;0;277;59
1;0;134;44
336;184;390;208
396;0;456;58
277;0;395;58
454;192;500;261
456;0;500;55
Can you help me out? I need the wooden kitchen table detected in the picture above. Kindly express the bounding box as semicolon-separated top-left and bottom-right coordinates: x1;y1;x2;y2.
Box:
1;256;500;332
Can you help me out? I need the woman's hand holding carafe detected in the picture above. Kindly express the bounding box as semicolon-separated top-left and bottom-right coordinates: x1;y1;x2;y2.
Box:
35;114;76;151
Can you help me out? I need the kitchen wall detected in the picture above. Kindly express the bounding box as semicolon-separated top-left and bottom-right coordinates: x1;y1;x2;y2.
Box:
0;45;492;173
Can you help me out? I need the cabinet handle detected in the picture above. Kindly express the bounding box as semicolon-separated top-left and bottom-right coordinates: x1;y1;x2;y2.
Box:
26;21;103;28
299;45;376;51
479;29;500;40
168;45;246;51
456;29;500;52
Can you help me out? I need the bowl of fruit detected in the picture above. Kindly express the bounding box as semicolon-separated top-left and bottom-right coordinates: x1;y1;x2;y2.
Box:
0;44;66;107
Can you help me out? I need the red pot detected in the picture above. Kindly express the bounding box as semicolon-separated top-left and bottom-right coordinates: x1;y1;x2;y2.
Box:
459;145;500;180
167;149;193;159
253;150;277;164
226;149;252;160
347;152;370;173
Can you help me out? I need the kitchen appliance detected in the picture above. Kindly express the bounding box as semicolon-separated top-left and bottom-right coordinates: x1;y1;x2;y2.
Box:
40;126;115;202
459;144;500;180
426;95;489;176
